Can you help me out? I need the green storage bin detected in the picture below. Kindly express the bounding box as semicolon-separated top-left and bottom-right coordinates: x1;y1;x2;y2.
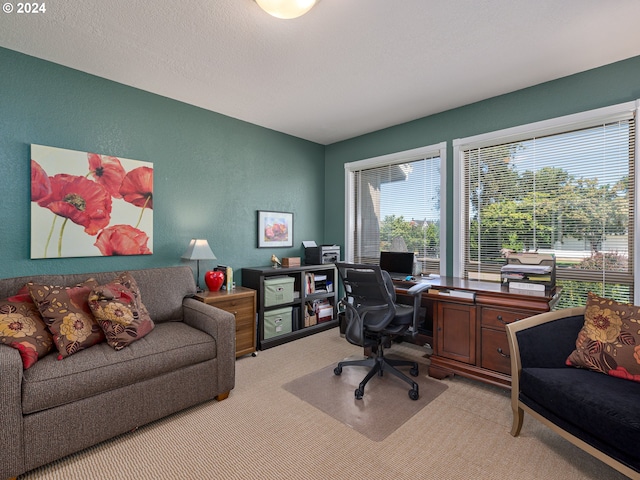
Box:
263;306;292;339
264;276;295;306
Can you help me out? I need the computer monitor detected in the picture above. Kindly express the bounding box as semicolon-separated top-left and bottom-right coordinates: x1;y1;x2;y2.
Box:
379;251;414;277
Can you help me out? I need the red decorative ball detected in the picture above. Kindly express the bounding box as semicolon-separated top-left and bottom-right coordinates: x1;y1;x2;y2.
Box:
205;270;225;292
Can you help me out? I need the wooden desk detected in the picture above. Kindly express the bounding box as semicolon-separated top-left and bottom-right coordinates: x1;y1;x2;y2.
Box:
395;277;560;388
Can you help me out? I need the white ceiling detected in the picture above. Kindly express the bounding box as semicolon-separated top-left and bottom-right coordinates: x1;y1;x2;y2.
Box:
1;0;640;145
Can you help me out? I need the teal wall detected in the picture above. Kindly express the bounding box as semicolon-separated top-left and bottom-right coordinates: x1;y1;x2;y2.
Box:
324;55;640;275
3;46;640;284
0;47;325;284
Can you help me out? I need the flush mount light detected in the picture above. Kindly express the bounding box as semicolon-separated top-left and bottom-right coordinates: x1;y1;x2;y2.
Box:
255;0;317;19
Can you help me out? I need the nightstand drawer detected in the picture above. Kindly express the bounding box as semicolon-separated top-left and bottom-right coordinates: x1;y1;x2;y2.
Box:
234;311;255;330
481;328;511;375
481;307;526;330
213;297;254;317
236;328;255;352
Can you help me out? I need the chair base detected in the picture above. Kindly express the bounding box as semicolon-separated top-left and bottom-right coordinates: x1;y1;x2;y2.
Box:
334;345;420;400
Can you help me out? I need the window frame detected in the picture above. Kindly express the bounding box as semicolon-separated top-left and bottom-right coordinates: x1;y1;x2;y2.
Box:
453;100;640;303
344;142;447;273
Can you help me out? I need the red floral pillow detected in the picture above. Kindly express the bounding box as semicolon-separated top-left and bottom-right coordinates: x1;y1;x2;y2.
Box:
28;279;105;360
88;272;154;351
0;291;53;369
566;292;640;382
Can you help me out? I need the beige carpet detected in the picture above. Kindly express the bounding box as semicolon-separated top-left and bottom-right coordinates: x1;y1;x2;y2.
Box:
19;329;629;480
283;355;447;441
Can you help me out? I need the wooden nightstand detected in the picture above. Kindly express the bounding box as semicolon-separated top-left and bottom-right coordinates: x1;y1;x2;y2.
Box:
194;286;257;358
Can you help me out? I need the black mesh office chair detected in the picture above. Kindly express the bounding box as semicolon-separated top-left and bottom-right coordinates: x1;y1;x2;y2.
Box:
334;262;431;400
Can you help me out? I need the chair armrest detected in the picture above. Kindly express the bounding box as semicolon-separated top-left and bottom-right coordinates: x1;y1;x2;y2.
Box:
0;344;26;478
406;282;431;336
507;306;585;371
407;282;431;296
182;297;236;393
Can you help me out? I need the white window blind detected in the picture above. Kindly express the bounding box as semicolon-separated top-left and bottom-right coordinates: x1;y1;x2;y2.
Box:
458;105;636;306
345;144;444;275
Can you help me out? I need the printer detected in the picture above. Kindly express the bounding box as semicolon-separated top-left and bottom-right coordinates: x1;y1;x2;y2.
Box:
305;245;340;265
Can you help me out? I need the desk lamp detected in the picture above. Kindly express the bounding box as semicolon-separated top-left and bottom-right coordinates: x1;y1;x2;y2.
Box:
182;239;216;292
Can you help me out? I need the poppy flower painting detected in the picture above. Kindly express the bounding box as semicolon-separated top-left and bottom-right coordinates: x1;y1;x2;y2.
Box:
30;144;153;258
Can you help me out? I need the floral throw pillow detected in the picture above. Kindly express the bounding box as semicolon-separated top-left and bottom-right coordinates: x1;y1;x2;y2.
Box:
0;292;53;369
28;279;105;360
566;292;640;382
88;272;154;351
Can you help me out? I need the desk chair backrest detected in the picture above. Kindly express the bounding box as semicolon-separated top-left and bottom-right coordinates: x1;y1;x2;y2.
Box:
334;263;428;401
336;262;397;346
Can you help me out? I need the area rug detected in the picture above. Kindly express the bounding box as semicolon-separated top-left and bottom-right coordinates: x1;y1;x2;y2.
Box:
282;355;448;441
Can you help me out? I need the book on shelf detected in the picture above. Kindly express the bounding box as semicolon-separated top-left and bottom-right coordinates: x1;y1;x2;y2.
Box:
305;273;315;294
313;273;327;292
317;306;333;323
310;298;333;322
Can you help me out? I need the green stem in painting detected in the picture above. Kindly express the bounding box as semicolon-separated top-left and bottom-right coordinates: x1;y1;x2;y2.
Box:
44;215;58;258
135;196;151;229
58;217;69;257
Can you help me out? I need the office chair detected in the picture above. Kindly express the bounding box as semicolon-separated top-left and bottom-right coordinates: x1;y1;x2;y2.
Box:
334;262;431;400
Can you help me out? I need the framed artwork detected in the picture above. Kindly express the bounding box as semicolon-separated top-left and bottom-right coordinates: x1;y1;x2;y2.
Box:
30;144;153;258
257;210;293;248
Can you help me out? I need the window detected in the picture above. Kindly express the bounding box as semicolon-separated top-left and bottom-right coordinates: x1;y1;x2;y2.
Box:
344;143;446;275
454;101;638;306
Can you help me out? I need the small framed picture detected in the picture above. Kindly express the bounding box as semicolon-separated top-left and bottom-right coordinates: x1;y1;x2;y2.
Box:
257;211;293;248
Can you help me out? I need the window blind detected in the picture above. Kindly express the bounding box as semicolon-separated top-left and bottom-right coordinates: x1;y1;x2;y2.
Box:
348;155;441;274
462;114;635;305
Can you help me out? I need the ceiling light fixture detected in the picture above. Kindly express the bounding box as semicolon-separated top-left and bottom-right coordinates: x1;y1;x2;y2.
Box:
255;0;317;19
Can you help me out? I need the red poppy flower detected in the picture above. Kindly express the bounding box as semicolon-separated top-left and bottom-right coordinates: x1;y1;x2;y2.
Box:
31;160;51;205
120;167;153;209
41;174;112;235
94;224;151;256
88;153;126;199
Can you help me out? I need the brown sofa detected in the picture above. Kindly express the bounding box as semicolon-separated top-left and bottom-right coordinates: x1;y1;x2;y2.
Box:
0;266;236;479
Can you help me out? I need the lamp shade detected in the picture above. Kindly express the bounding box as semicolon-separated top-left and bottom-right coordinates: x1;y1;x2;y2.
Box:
255;0;317;19
181;239;216;261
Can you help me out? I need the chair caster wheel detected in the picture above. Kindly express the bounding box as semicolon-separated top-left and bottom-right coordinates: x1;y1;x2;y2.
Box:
334;366;342;375
355;388;363;400
410;366;419;377
409;389;419;401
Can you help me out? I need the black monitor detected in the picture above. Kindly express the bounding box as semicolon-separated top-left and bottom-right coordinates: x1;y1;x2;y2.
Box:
379;251;414;276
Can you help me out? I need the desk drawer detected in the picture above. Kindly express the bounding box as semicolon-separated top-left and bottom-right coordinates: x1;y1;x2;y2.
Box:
481;307;527;330
481;328;511;375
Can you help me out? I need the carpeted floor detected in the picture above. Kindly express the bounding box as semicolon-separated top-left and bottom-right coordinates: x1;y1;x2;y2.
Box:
19;328;629;479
